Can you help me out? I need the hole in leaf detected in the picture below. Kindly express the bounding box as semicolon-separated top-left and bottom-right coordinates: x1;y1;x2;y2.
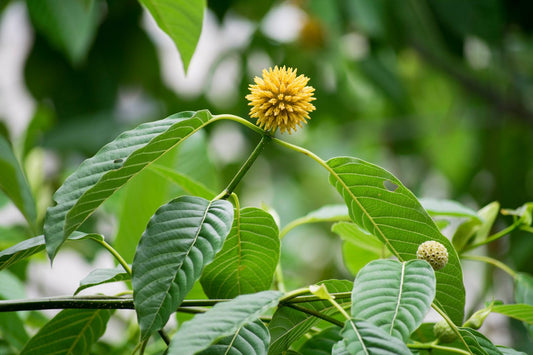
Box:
383;180;398;192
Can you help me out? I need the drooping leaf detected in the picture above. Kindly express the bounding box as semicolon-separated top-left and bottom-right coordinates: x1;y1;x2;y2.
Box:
132;196;234;340
0;135;36;227
44;110;213;261
327;156;465;325
515;272;533;336
75;266;130;295
201;207;280;299
471;201;500;245
299;327;342;355
139;0;205;72
420;198;481;221
0;232;103;271
268;280;352;355
351;259;435;341
168;291;282;355
196;319;270;355
20;309;112;355
491;304;533;325
332;319;411;355
26;0;100;64
0;271;28;351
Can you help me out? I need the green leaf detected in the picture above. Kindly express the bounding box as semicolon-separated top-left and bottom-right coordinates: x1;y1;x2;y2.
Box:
149;164;216;199
496;346;527;355
332;319;411;355
299;327;342;355
502;202;533;227
0;135;36;227
168;290;282;355
20;309;112;355
268;280;352;355
281;205;350;238
515;272;533;336
351;259;435;341
201;207;280;299
196;319;269;355
0;271;29;351
26;0;100;64
472;201;501;245
491;304;533;324
74;266;130;295
327;156;465;325
139;0;205;72
462;328;503;355
132;196;234;340
420;198;481;221
44;110;213;261
0;232;103;271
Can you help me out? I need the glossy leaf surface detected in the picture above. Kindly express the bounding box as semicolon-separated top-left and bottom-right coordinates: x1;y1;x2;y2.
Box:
75;266;129;295
132;196;233;340
351;259;435;341
327;156;465;325
168;290;282;355
44;110;213;261
201;207;280;298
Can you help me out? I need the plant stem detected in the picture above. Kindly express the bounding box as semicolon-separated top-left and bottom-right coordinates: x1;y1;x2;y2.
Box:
286;304;345;327
461;254;517;278
407;341;471;354
463;221;520;252
212;114;265;135
214;134;272;200
92;238;132;276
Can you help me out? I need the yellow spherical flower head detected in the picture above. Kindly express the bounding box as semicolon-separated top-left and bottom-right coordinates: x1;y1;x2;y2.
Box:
246;66;316;134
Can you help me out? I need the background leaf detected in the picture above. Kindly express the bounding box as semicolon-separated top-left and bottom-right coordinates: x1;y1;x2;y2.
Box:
26;0;100;64
327;156;465;325
139;0;205;72
20;309;111;355
333;319;411;355
298;327;342;355
132;196;233;340
351;259;435;341
201;207;280;299
0;232;102;271
44;110;213;261
0;271;29;351
514;272;533;336
420;198;481;220
268;280;352;355
196;319;270;355
491;304;533;325
168;290;282;355
0;135;36;227
74;266;129;295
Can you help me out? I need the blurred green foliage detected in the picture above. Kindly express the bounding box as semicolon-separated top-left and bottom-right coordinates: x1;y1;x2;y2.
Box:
1;0;533;351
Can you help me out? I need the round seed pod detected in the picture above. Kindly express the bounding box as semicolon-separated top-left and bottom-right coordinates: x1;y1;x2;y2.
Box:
416;241;448;271
433;320;457;343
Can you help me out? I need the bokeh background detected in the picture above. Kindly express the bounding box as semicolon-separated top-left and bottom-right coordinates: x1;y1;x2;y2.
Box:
1;0;532;351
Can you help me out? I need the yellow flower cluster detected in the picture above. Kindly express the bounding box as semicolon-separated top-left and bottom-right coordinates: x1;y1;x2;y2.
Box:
246;66;316;134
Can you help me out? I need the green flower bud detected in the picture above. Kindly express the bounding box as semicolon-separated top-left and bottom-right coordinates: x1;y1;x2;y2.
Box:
416;241;448;271
433;320;457;343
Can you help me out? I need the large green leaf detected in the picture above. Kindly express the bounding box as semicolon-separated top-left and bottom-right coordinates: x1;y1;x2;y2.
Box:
201;207;280;299
20;309;112;355
327;156;465;325
299;327;342;355
0;135;36;227
132;196;233;340
0;232;103;271
44;110;213;261
268;280;352;355
332;319;411;355
168;290;282;355
491;304;533;324
74;266;130;295
196;319;270;355
351;259;435;341
139;0;205;72
26;0;100;64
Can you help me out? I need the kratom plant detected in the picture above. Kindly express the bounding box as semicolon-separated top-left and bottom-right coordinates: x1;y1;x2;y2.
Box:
1;63;533;354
